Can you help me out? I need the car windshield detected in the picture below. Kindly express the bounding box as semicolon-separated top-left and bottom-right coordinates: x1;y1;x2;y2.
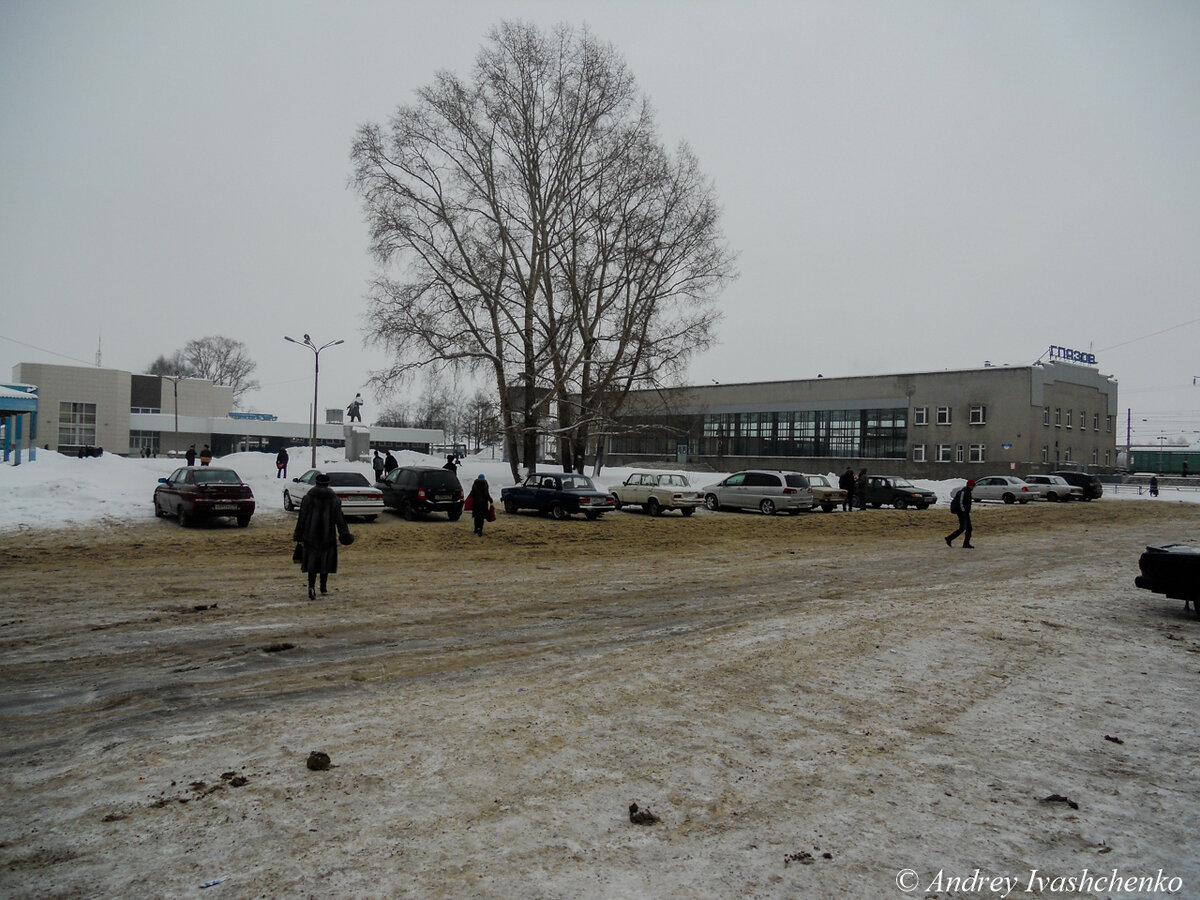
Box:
327;472;371;487
193;470;240;485
892;479;919;489
561;475;596;491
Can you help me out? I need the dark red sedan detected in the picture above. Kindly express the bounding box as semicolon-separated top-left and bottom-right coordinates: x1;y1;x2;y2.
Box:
153;467;255;527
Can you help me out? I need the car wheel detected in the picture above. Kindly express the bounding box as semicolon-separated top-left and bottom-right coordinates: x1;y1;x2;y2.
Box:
680;507;695;517
647;497;662;517
283;491;295;511
1045;492;1057;503
704;493;720;511
236;515;251;528
178;506;192;528
760;498;776;516
401;500;416;521
894;497;907;510
503;498;518;515
612;494;624;510
1002;493;1016;504
154;499;167;518
550;503;568;520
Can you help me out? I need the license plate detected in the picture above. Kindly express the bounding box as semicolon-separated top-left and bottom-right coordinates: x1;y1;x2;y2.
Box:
435;494;452;501
214;504;238;511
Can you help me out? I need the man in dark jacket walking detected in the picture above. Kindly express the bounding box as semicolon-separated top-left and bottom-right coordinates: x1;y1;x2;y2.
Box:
293;472;353;599
384;450;398;474
468;473;493;536
838;466;856;512
946;479;975;548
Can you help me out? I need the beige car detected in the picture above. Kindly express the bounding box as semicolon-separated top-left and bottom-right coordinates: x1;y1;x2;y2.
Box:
609;471;704;516
803;473;848;512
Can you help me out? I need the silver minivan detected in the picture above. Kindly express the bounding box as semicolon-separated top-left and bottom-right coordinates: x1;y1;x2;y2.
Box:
701;470;813;515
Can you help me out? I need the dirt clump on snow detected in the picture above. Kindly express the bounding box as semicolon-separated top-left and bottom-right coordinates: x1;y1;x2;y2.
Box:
1;499;1198;897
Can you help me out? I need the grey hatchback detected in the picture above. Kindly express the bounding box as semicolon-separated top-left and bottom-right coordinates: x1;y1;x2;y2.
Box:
701;470;814;515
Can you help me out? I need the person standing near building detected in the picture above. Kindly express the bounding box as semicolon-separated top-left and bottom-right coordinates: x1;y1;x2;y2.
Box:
185;444;196;466
855;468;869;510
839;466;856;512
276;448;289;479
946;479;975;548
372;449;385;482
468;473;493;537
293;472;353;599
199;444;212;466
347;393;363;423
1149;475;1159;497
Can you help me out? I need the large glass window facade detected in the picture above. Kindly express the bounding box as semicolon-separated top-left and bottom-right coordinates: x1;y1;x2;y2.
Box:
58;401;97;448
613;407;907;459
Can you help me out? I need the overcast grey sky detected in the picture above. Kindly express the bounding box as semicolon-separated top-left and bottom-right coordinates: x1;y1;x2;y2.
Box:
2;1;1197;443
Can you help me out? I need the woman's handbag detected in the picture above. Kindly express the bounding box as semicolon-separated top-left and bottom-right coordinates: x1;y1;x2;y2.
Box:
464;494;474;512
486;504;496;522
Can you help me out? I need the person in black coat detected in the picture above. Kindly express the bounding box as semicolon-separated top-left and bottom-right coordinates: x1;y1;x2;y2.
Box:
946;479;975;548
293;472;353;599
185;444;196;466
276;448;289;478
838;466;856;512
468;473;493;536
384;451;399;474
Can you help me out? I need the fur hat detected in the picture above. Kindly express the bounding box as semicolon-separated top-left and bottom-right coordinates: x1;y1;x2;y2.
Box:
314;472;330;484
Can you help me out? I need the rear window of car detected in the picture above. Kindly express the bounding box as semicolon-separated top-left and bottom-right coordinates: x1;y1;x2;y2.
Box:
328;472;370;487
784;474;809;488
420;470;462;490
194;470;240;484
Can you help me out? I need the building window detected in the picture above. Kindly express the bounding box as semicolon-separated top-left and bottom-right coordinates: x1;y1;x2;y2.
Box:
1043;406;1050;426
1104;450;1111;466
1091;448;1098;465
1066;409;1073;429
130;430;160;456
969;405;986;425
58;401;97;448
914;406;928;426
956;444;965;463
969;444;986;463
1093;413;1100;431
936;444;952;463
936;406;952;425
1041;445;1049;463
1106;415;1113;433
1064;447;1072;462
1055;408;1062;427
913;444;926;462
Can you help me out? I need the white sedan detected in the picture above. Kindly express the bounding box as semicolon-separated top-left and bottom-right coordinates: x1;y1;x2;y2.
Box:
1022;474;1085;502
955;475;1039;505
283;468;384;520
608;471;704;516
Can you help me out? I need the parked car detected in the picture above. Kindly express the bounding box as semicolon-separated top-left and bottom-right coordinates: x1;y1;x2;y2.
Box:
608;471;704;516
1051;470;1104;501
377;466;464;520
953;475;1037;505
501;472;615;520
701;470;813;515
803;473;847;512
153;466;255;527
863;476;937;510
1135;542;1200;615
1022;474;1084;503
284;468;383;520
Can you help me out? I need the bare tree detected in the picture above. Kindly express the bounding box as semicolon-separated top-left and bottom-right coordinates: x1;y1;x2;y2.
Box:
146;352;190;377
352;21;733;480
181;336;259;407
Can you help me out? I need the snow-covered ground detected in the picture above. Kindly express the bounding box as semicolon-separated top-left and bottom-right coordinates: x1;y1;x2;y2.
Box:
0;447;1192;532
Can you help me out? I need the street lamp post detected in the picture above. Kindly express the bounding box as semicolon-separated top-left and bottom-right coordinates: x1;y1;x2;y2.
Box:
284;334;344;469
162;375;183;456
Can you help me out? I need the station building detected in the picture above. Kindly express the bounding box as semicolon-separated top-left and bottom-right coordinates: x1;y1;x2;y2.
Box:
605;359;1119;479
9;362;443;458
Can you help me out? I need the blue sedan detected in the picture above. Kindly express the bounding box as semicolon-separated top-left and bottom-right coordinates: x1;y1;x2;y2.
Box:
500;473;616;520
